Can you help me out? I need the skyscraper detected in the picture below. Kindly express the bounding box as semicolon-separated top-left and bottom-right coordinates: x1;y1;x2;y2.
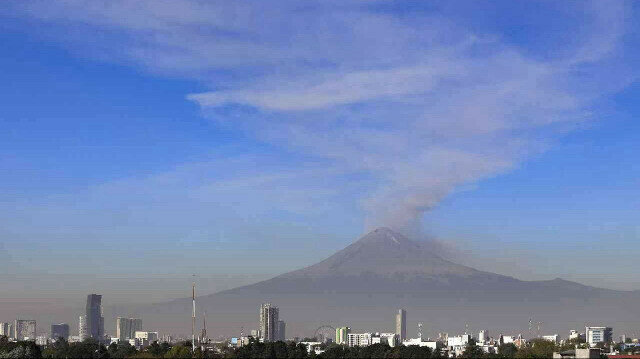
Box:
336;327;350;345
14;320;36;341
85;294;104;341
116;317;142;340
51;323;70;340
78;315;87;340
0;322;12;338
395;309;406;342
259;303;279;342
277;320;286;341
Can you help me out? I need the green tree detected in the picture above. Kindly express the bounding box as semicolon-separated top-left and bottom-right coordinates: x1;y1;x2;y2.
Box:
164;345;192;359
461;339;484;359
515;338;556;358
498;343;518;358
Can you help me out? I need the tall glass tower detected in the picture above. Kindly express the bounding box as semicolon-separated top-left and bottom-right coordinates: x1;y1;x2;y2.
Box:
85;294;104;341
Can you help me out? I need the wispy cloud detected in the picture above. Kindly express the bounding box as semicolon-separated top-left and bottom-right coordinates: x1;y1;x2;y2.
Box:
5;0;634;234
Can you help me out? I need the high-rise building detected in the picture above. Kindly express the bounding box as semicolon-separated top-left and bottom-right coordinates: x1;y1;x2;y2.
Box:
14;320;36;341
0;323;11;338
51;323;70;340
116;317;143;341
78;315;87;340
259;303;279;342
277;320;286;341
85;294;104;341
395;309;406;342
586;326;613;346
478;330;488;344
336;327;350;345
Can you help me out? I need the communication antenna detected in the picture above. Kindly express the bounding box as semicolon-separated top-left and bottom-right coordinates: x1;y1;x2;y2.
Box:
529;318;533;338
537;322;543;338
192;275;196;354
417;322;423;339
201;312;207;346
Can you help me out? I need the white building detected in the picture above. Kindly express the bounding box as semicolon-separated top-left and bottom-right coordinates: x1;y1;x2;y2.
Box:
502;335;514;344
543;335;560;344
347;333;372;347
78;315;88;340
448;334;472;357
448;334;471;347
396;309;406;342
259;303;279;342
402;338;438;350
135;331;158;343
480;344;498;354
371;333;397;347
68;335;83;343
0;323;12;338
478;330;488;344
569;330;582;341
36;336;49;346
300;341;323;354
586;326;612;346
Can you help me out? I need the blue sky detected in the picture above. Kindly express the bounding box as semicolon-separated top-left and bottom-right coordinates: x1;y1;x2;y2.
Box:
0;1;639;306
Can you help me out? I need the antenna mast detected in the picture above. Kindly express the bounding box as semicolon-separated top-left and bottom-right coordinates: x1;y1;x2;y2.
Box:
192;277;196;354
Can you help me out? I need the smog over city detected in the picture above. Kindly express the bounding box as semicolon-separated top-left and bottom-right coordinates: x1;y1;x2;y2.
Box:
1;1;639;358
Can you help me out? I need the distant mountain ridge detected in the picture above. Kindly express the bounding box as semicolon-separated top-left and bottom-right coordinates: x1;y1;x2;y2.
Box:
132;227;640;338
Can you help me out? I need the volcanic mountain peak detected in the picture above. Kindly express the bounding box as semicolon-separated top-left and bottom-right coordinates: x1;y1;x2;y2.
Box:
279;227;480;279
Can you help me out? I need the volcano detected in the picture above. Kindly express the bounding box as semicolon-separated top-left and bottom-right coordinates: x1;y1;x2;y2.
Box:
130;228;640;338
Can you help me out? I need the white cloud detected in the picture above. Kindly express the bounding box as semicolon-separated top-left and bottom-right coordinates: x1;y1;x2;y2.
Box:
5;0;633;233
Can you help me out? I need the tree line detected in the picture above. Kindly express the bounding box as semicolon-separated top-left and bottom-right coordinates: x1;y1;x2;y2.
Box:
0;335;605;358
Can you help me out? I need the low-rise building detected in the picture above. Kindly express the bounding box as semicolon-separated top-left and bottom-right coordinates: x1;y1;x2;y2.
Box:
402;338;439;350
133;331;158;349
448;334;472;357
552;348;601;358
543;335;560;344
586;326;612;346
347;333;372;347
371;333;398;347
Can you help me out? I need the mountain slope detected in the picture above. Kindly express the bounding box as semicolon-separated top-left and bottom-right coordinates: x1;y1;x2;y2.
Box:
131;228;640;338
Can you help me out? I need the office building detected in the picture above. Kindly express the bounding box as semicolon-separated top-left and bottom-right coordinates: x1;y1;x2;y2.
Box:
371;333;397;347
85;294;104;340
134;331;158;348
277;320;286;341
586;326;612;346
259;303;279;342
78;315;87;339
51;323;70;340
0;323;11;338
14;320;36;341
36;336;49;346
116;317;143;341
347;333;372;347
478;330;488;344
395;309;406;342
336;327;350;345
